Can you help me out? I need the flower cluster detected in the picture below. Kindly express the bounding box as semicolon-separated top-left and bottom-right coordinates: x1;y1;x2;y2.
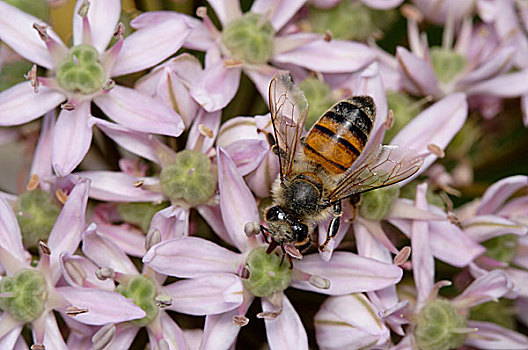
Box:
0;0;527;349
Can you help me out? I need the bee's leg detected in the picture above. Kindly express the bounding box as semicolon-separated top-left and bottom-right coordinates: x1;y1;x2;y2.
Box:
288;255;293;270
260;225;270;243
262;130;287;158
266;239;278;254
319;201;342;252
279;244;286;266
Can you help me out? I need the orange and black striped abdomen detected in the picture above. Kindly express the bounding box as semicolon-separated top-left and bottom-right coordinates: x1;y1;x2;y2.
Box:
303;96;375;174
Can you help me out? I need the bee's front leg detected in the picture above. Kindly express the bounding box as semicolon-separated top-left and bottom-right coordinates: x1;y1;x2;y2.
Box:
319;201;342;252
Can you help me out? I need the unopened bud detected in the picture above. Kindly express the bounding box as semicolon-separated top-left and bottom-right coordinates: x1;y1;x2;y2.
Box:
92;324;116;350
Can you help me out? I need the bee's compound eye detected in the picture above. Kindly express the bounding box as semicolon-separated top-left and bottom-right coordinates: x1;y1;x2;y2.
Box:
265;206;286;221
292;222;308;243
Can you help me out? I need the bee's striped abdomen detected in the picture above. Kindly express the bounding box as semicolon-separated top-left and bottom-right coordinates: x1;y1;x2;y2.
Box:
303;96;375;174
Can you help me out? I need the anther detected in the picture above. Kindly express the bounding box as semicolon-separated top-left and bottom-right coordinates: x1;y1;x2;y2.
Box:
24;65;39;93
223;58;244;68
92;324;116;350
31;345;45;350
198;124;214;138
26;174;39;191
155;294;173;308
38;241;51;255
244;221;260;237
114;22;125;38
56;188;68;204
233;315;249;326
427;144;445;158
77;0;90;17
394;246;411;265
196;6;207;18
145;229;161;251
309;275;330;289
240;265;251;279
256;310;280;320
324;30;332;42
61;102;76;111
66;306;89;316
32;23;49;42
284;245;303;260
385;110;394;129
133;180;144;187
95;267;115;280
102;79;115;93
447;212;462;228
400;4;423;22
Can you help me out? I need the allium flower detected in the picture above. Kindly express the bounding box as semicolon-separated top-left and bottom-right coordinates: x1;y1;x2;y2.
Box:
0;0;191;174
392;183;528;350
132;0;376;111
0;179;145;349
143;147;403;349
411;0;475;24
311;0;404;10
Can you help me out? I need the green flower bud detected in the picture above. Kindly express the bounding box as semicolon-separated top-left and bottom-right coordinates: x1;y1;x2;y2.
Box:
16;189;61;248
384;91;422;143
56;45;106;94
243;247;292;297
430;47;468;84
159;150;217;206
116;202;170;232
5;0;49;20
482;234;518;264
299;77;334;130
0;269;47;323
359;187;400;221
415;299;468;350
469;299;516;330
116;275;158;327
222;13;274;64
308;1;397;41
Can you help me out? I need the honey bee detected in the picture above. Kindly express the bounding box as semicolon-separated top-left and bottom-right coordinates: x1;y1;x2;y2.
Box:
260;71;424;259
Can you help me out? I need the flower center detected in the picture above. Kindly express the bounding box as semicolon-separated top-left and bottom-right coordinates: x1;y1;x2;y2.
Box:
159;150;217;206
299;77;334;130
359;187;400;221
415;299;468;350
0;269;48;323
430;47;467;84
482;234;519;264
116;202;170;233
16;189;61;249
307;0;397;41
55;44;106;94
221;13;274;64
242;247;292;297
116;275;158;327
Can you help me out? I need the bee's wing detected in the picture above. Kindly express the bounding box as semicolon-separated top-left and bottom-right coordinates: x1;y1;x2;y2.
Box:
328;145;424;202
269;71;309;178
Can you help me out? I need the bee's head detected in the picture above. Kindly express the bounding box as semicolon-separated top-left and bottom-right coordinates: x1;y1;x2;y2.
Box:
264;205;309;246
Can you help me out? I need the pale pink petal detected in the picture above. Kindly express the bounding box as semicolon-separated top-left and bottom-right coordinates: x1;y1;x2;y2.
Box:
314;294;390;350
223;139;269;176
244;65;278;99
150;205;189;241
111;17;192;77
463;214;527;242
272;33;323;57
391;93;467;185
457;45;516;86
251;0;307;30
48;178;90;281
355;220;392;263
0;82;64;126
413;0;475;24
94;222;145;258
60;253;115;290
361;0;404;9
51;102;94;176
208;0;242;26
73;0;121;52
91;117;158;163
0;1;65;69
263;295;308;350
155;312;187;350
395;46;441;97
41;313;68;350
57;286;146;325
218;147;260;252
94;85;184;137
82;226;138;275
143;237;242;278
163;274;243;315
0;198;26;261
190;61;242;112
291;252;402;295
30;111;55;182
506;268;528;297
478;175;528;215
201;299;254;350
272;40;375;73
0;326;23;350
411;183;434;307
105;323;138;350
186;110;221;153
196;205;235;247
465;321;528;349
75;171;164;202
466;69;528;97
453;270;513;309
244;152;280;198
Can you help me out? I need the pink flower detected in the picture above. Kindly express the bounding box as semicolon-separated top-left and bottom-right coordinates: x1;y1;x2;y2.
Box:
132;0;376;111
0;0;191;175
